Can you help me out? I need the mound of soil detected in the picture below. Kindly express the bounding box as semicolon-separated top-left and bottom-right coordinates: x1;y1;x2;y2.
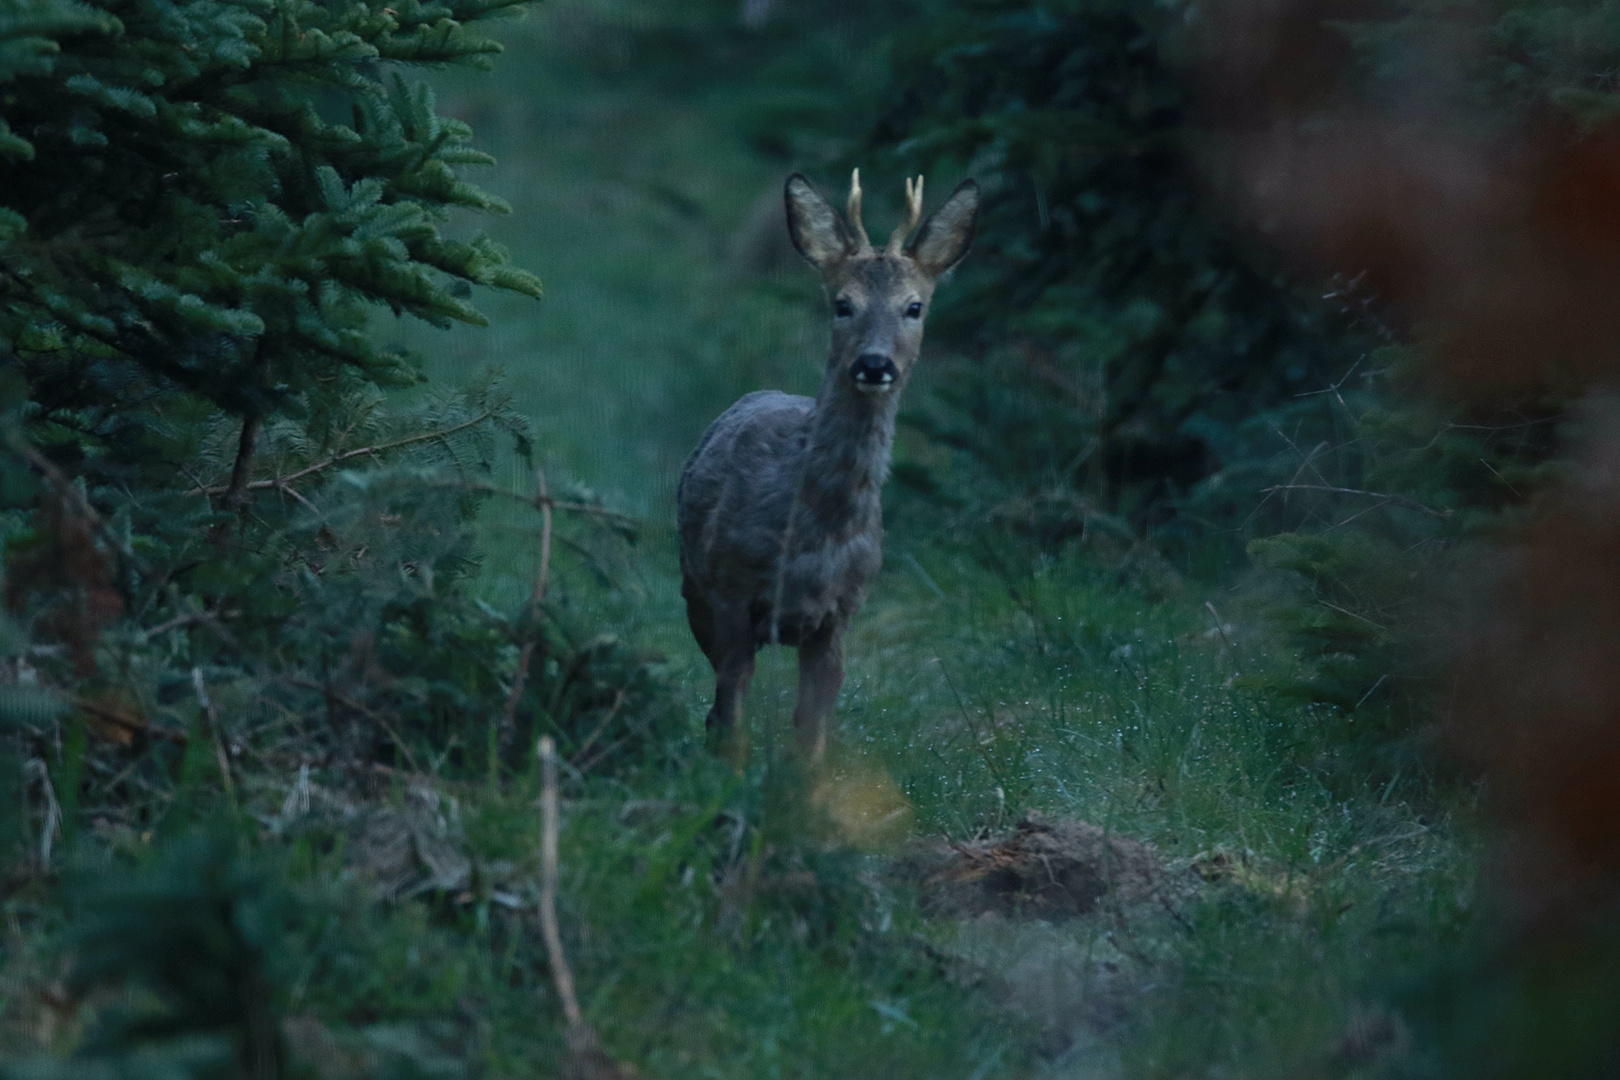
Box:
910;815;1169;920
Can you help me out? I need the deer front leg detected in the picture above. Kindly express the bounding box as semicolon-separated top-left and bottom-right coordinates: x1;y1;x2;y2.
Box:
705;609;756;766
792;622;844;764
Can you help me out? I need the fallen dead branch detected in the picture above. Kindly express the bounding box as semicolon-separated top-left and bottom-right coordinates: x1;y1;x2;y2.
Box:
538;736;643;1080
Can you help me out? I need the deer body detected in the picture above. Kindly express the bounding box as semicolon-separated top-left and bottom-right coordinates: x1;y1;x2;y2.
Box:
678;171;978;763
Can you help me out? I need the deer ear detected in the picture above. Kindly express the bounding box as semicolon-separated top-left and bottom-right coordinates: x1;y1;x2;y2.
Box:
785;174;856;272
908;179;979;278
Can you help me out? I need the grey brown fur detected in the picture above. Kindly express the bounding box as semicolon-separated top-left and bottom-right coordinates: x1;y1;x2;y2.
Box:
678;171;979;762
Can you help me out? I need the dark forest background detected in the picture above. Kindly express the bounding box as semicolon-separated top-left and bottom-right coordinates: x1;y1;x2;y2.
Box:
2;0;1619;1076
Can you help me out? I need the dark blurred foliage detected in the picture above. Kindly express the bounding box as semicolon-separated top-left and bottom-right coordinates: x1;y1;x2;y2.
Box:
0;829;497;1079
861;0;1387;554
1197;0;1620;1073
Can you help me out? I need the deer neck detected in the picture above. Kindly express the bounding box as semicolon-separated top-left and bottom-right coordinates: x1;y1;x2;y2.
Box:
795;368;901;537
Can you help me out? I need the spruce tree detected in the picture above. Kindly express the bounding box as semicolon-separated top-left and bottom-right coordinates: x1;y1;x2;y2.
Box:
0;0;540;485
0;0;669;828
0;4;678;1070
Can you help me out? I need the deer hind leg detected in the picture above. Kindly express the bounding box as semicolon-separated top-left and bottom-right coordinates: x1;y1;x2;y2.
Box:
705;607;756;766
683;587;717;662
792;622;844;765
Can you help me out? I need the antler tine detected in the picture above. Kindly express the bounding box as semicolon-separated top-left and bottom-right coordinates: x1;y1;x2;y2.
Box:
847;168;872;253
886;175;925;255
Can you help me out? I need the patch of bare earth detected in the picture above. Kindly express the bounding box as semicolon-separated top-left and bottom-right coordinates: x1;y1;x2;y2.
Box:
908;815;1173;920
899;816;1189;1070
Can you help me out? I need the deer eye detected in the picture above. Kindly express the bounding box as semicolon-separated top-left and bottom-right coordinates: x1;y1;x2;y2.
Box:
905;301;923;319
834;298;854;318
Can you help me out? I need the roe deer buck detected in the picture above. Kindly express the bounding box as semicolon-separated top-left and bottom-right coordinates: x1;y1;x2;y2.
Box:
678;169;979;763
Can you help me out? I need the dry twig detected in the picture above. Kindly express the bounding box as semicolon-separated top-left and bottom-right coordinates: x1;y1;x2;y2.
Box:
500;468;554;749
538;736;643;1080
194;412;497;497
27;759;60;870
1260;484;1451;518
192;667;237;809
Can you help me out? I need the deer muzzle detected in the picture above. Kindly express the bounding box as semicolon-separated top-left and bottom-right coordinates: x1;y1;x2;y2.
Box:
850;352;899;391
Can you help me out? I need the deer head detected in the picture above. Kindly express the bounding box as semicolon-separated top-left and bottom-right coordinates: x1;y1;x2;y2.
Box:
784;170;979;397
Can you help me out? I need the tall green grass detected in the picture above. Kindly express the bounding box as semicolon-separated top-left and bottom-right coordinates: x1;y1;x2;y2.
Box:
280;6;1484;1074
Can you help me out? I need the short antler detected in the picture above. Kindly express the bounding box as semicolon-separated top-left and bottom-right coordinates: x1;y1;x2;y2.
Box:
847;168;873;254
887;175;924;255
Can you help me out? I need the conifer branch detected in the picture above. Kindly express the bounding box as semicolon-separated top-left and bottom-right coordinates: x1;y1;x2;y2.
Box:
196;411;498;496
473;484;639;528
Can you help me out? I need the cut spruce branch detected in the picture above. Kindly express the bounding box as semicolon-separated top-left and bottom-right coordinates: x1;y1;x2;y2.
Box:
538;736;644;1080
452;481;640;529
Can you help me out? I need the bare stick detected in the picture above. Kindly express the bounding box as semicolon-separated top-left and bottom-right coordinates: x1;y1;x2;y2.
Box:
534;467;553;605
28;759;60;870
1259;484;1451;518
137;612;205;642
465;483;638;528
194;411;497;496
499;469;554;751
192;667;238;809
571;688;626;771
538;736;584;1031
265;480;320;516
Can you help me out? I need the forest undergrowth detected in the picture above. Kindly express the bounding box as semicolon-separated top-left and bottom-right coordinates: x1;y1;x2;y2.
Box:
2;0;1580;1076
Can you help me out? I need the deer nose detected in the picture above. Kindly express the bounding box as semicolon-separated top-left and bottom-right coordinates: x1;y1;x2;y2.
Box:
850;352;898;388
